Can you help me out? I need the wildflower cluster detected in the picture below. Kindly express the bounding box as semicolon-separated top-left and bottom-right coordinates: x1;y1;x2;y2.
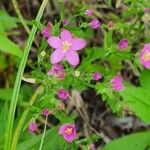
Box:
27;0;150;149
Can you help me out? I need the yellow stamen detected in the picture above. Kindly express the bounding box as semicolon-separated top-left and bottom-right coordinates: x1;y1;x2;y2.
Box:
143;51;150;61
63;41;71;52
65;128;73;135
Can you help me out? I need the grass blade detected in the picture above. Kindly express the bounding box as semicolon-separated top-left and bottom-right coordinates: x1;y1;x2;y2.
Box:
4;0;48;149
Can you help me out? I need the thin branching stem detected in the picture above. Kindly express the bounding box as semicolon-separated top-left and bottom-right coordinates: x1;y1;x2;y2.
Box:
39;116;48;150
12;0;30;34
12;0;39;46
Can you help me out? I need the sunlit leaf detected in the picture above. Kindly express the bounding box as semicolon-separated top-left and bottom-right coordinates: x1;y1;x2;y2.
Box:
0;36;23;57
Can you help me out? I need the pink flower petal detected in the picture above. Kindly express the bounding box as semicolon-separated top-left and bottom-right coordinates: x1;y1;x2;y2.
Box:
90;19;100;29
63;134;76;142
59;124;76;142
111;76;124;91
60;29;72;41
59;125;65;134
71;38;86;51
85;9;93;16
48;37;62;49
50;49;65;64
66;50;79;66
118;39;128;50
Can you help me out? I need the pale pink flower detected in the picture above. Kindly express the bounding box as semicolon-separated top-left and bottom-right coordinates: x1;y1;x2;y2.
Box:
108;21;114;29
111;76;124;91
118;39;128;50
41;22;53;38
85;9;93;16
139;43;150;69
57;89;69;100
48;64;65;80
42;108;50;116
48;29;86;66
59;124;77;142
64;0;68;2
63;19;68;26
92;72;102;81
144;8;150;13
90;19;100;29
57;102;65;110
89;144;95;150
29;122;37;133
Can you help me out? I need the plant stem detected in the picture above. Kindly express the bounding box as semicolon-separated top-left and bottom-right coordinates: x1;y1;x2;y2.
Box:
4;0;48;149
12;0;39;47
12;0;30;34
39;116;48;150
11;86;43;150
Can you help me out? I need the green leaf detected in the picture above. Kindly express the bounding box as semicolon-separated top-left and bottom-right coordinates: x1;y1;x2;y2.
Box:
66;27;93;39
103;131;150;150
0;88;12;102
120;86;150;123
17;127;64;150
53;110;75;124
107;54;123;71
0;36;23;57
113;51;133;59
0;10;17;32
32;20;44;31
19;84;33;102
0;54;7;70
104;30;113;49
0;103;8;147
78;47;106;71
52;22;60;36
73;77;86;90
140;69;150;90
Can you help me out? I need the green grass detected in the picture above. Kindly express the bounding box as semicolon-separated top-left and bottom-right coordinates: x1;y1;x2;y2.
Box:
4;0;48;149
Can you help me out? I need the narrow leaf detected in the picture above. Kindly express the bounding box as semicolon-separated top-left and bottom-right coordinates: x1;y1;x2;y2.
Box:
0;36;23;57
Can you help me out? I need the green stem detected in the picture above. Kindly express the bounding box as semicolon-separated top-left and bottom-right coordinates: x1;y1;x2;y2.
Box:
4;0;48;149
11;86;43;150
12;0;39;47
39;116;48;150
12;0;30;34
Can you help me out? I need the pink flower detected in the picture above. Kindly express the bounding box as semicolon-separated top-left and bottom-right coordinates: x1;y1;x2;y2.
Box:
85;9;93;16
90;19;100;29
144;8;150;13
139;43;150;69
89;144;95;150
42;108;50;116
111;76;124;91
41;22;53;38
57;89;69;100
59;124;77;142
92;72;102;81
28;122;37;133
48;64;65;80
57;102;65;110
118;39;128;50
63;19;68;26
48;29;86;66
108;21;114;29
64;0;68;2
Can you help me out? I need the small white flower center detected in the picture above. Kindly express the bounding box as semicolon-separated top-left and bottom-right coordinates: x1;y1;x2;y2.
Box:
143;51;150;61
62;41;71;52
